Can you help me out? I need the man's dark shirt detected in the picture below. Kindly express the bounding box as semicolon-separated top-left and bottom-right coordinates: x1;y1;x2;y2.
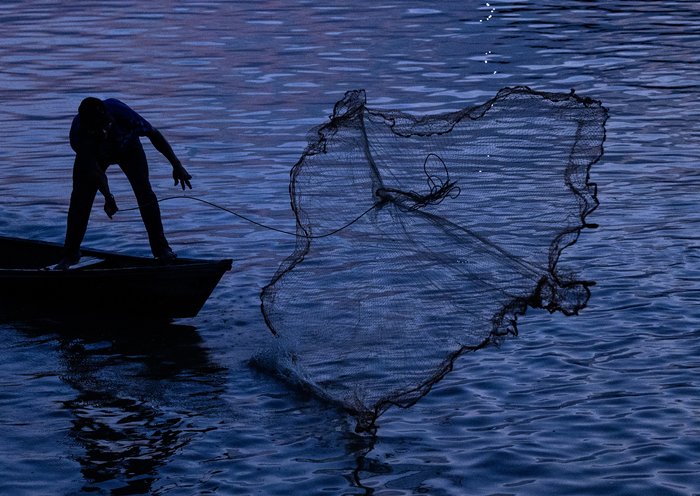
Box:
69;99;154;161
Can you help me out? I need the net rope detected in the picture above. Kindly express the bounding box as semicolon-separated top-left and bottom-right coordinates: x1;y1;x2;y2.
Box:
257;86;607;431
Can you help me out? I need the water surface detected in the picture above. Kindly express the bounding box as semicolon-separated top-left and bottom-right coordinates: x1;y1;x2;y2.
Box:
1;1;699;494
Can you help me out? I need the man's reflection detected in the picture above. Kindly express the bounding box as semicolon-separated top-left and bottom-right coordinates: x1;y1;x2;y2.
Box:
50;322;226;494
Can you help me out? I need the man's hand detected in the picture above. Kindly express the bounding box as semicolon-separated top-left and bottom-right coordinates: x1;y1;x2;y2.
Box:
173;162;192;190
104;194;118;219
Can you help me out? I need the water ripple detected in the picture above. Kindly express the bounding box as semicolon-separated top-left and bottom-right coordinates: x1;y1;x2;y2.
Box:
0;0;699;494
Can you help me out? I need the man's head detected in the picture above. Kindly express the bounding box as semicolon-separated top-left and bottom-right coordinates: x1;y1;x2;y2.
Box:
78;97;110;135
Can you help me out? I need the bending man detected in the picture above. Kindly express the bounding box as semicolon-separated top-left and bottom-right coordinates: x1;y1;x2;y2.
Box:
57;97;192;269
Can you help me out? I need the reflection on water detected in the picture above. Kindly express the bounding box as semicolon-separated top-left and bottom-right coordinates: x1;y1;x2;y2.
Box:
66;392;185;494
19;322;227;494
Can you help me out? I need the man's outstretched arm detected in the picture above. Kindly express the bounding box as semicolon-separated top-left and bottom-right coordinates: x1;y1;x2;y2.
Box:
146;128;192;190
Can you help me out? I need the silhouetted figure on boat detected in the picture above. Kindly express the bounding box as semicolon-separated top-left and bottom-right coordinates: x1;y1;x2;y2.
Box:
56;97;192;269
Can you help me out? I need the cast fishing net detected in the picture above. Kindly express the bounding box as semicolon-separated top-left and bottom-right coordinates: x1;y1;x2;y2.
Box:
260;86;608;431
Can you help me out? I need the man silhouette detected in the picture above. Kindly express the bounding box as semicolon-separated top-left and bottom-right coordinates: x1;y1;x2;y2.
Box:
57;97;192;269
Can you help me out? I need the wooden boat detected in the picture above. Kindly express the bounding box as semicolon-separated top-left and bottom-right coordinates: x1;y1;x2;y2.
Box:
0;235;232;321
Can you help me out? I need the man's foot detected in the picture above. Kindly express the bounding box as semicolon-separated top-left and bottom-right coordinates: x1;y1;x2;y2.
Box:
155;247;177;263
54;252;81;270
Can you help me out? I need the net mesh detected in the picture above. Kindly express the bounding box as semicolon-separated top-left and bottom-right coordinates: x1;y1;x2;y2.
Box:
259;86;608;431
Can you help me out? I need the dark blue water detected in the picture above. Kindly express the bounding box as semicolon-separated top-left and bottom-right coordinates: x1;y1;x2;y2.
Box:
1;1;699;494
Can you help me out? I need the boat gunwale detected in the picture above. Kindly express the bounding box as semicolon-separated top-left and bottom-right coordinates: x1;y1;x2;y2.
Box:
0;235;233;273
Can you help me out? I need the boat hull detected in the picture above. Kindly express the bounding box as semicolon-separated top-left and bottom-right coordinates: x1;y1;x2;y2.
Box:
0;236;232;321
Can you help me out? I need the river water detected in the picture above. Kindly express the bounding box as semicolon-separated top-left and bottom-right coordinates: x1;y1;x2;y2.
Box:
1;1;699;495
